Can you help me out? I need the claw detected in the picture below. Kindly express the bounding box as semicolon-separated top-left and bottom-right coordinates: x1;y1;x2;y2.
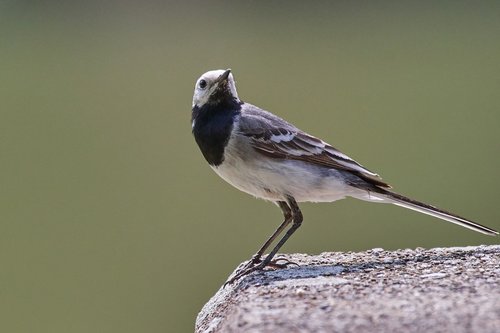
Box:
223;256;300;287
268;257;300;269
224;259;260;287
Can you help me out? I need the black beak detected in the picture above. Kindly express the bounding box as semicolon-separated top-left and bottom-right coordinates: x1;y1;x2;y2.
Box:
217;69;231;83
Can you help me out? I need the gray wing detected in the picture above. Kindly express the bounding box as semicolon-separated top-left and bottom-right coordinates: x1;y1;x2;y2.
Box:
237;103;391;188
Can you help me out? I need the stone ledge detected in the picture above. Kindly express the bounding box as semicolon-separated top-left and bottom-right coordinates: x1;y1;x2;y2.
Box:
196;245;500;333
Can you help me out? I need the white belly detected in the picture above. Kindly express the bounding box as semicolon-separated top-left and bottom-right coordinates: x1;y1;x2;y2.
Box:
211;136;362;203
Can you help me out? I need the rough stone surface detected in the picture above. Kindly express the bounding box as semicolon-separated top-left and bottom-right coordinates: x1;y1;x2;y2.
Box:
195;245;500;333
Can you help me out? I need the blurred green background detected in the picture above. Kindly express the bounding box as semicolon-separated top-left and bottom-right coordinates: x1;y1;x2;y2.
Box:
1;1;499;332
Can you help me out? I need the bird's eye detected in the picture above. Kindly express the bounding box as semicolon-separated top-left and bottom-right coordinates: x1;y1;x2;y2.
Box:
199;79;207;89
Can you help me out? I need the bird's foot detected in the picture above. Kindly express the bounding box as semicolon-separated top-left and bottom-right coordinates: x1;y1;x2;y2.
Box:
223;255;261;287
266;257;300;269
223;255;299;287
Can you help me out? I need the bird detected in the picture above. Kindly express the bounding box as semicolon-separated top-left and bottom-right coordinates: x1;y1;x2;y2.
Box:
190;68;498;285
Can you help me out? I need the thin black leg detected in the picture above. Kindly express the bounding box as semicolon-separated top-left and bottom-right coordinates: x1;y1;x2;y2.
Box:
250;201;292;262
258;196;303;268
224;196;303;285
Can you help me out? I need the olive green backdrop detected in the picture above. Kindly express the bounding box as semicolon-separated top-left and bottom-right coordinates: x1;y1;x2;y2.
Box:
1;1;499;332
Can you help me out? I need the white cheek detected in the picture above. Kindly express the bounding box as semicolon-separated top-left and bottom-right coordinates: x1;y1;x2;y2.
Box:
192;89;209;107
228;77;239;99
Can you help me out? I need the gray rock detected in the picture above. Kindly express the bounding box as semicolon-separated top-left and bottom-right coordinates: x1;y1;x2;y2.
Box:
196;245;500;333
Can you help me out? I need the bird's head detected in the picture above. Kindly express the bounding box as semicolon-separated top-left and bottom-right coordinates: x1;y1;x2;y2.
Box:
192;69;239;108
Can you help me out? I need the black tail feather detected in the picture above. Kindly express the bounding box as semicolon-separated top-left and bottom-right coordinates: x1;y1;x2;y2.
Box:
377;189;498;236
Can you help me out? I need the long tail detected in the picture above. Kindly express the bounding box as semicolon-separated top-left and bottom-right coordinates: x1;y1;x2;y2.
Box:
375;189;498;236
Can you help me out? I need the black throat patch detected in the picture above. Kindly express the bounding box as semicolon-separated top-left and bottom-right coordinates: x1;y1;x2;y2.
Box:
192;99;241;166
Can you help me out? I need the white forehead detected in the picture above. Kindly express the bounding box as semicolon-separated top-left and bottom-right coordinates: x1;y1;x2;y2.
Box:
192;69;239;107
197;69;228;83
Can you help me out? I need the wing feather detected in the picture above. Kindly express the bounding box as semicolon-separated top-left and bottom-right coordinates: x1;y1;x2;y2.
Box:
238;104;391;188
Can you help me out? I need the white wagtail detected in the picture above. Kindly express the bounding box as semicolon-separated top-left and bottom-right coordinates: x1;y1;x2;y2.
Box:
191;69;498;284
